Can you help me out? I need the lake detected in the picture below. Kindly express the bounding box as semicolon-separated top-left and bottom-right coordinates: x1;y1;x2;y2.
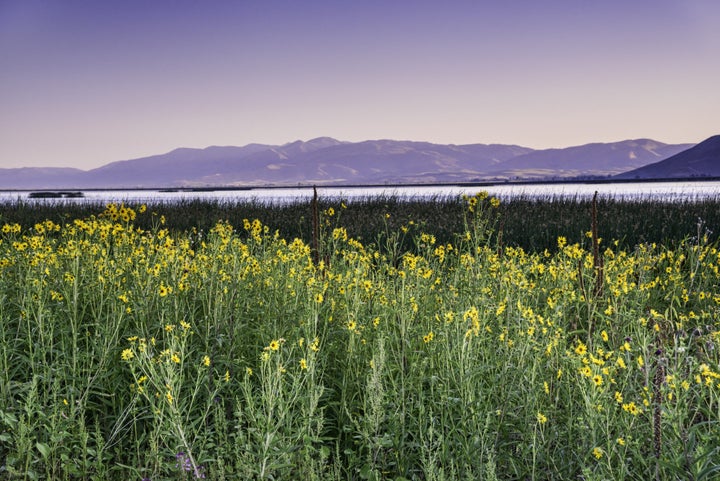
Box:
2;181;720;204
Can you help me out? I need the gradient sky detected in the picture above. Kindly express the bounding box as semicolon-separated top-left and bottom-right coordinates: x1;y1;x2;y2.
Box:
2;0;719;169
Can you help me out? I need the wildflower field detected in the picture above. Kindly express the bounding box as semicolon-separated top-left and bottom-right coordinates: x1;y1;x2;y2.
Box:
1;194;720;480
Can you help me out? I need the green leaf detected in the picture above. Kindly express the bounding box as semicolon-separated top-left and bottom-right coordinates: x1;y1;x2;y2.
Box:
0;410;18;427
359;464;378;480
36;442;50;459
319;446;331;458
698;463;720;481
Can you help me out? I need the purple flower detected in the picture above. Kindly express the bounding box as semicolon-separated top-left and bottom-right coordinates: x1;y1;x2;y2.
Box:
174;451;205;478
175;452;192;472
194;465;206;479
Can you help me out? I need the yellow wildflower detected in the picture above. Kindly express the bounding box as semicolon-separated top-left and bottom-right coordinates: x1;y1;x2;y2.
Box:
622;402;641;415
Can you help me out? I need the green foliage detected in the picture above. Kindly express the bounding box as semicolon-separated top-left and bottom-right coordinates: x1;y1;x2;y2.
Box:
2;193;720;253
1;195;720;479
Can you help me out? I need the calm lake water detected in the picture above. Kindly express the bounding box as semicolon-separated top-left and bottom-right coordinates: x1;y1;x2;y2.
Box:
2;181;720;204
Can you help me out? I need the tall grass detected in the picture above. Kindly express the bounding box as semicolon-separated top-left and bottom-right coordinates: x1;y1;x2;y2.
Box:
1;193;719;253
0;194;719;479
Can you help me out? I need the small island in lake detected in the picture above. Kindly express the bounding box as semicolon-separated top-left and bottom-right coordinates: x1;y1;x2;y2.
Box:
28;191;85;199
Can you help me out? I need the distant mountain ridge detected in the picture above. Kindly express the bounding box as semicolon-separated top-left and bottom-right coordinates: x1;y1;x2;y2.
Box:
0;136;710;189
615;135;720;179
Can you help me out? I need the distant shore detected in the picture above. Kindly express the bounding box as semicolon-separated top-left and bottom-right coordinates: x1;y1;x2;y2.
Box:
3;175;720;194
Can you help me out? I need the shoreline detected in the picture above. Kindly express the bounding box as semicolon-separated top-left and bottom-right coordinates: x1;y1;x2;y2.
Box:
2;175;720;194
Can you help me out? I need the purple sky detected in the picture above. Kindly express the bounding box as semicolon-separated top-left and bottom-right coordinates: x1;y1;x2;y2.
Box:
2;0;719;169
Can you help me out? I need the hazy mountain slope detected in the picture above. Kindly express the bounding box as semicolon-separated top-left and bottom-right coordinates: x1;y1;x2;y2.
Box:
615;135;720;179
490;139;694;177
0;167;87;190
0;137;705;189
208;140;534;185
181;137;349;185
84;143;274;187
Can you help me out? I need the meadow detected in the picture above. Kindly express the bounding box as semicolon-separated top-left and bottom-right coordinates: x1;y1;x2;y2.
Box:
1;193;720;480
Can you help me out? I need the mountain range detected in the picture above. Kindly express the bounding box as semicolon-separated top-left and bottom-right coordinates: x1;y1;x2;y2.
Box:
615;135;720;180
1;136;718;190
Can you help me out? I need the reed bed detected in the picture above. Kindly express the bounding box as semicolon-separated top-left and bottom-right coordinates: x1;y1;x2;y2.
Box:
1;193;720;252
0;193;719;479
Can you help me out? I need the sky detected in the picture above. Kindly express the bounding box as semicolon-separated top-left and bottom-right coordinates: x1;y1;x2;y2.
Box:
1;0;719;170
